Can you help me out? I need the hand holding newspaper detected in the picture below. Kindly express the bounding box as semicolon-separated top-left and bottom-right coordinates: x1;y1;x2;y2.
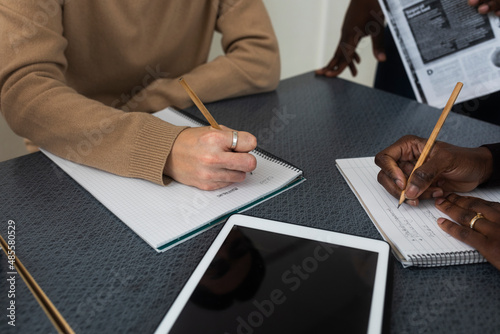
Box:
379;0;500;107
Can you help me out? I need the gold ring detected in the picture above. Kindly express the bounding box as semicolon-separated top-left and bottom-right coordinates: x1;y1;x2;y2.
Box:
469;213;484;230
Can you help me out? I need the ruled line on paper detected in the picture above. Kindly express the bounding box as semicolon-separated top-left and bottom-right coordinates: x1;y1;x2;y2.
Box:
336;157;497;259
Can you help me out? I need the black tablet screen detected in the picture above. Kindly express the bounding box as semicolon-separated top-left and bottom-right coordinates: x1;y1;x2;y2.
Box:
169;225;378;334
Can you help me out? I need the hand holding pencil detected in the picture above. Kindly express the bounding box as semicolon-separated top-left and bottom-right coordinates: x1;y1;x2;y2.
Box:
396;82;463;207
162;78;258;190
163;125;257;190
374;82;500;271
374;134;494;206
375;83;495;206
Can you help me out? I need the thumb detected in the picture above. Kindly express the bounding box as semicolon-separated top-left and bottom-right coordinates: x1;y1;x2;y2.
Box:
406;161;441;199
371;29;386;62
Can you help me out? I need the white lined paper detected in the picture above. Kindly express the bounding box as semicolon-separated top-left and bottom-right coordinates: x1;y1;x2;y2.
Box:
336;157;495;266
43;108;304;252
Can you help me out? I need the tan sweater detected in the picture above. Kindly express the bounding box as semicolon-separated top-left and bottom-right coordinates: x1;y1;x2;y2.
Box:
0;0;280;185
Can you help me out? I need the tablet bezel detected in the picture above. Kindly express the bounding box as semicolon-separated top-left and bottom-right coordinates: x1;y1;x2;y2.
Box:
155;214;391;334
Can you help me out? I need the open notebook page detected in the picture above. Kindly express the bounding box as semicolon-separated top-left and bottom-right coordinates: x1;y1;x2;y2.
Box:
42;107;304;252
336;157;499;265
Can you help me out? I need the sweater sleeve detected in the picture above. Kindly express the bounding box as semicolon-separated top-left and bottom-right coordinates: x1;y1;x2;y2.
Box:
0;1;187;185
122;0;281;112
481;143;500;186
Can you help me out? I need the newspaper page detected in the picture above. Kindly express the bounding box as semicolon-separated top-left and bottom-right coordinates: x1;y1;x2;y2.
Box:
379;0;500;108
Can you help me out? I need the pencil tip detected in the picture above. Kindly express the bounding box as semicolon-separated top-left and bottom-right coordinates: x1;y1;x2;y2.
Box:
397;203;401;209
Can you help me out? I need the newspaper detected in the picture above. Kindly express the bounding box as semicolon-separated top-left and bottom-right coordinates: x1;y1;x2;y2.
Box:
379;0;500;108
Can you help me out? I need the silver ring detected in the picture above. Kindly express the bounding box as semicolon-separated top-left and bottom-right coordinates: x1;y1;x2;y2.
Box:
230;131;238;150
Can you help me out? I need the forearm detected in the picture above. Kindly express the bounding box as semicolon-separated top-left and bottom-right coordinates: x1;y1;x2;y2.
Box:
2;64;186;184
0;3;186;185
481;143;500;185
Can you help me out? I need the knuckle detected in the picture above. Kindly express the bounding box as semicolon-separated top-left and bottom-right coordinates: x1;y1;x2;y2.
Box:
445;193;460;203
238;132;257;150
483;194;497;206
398;135;411;142
457;212;472;225
233;154;256;172
486;201;500;210
200;131;222;145
376;172;398;197
199;153;218;166
400;134;418;143
233;172;246;183
439;200;455;213
197;170;214;182
457;226;472;240
464;199;484;211
413;168;436;183
439;220;452;231
374;154;394;173
248;135;257;149
374;154;385;167
246;155;257;171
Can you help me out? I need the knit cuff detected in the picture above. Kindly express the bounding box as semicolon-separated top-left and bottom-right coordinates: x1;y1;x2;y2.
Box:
129;117;188;185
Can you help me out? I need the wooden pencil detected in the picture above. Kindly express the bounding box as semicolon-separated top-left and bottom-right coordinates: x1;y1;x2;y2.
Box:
398;82;464;208
0;234;75;334
178;77;221;130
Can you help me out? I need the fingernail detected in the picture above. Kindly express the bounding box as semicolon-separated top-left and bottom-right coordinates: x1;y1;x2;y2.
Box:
435;197;445;205
478;4;488;13
407;199;418;206
437;218;447;225
396;179;404;189
406;184;419;198
432;189;443;198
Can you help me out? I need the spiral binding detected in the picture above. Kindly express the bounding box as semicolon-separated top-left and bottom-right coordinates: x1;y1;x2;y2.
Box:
170;108;207;127
407;250;486;267
253;147;303;173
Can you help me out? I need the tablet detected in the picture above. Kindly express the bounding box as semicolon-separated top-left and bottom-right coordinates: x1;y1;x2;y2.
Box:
155;214;391;334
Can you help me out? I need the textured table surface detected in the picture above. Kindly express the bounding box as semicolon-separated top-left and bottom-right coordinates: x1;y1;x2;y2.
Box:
1;72;500;333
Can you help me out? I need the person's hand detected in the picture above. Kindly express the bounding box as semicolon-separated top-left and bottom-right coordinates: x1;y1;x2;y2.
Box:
469;0;500;16
435;193;500;270
164;126;257;190
315;0;386;78
374;135;493;206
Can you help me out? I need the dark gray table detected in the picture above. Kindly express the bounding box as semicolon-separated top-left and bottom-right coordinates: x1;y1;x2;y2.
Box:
1;72;499;334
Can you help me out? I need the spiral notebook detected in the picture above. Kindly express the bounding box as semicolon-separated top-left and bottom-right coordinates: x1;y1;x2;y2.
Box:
336;157;498;267
43;107;304;252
